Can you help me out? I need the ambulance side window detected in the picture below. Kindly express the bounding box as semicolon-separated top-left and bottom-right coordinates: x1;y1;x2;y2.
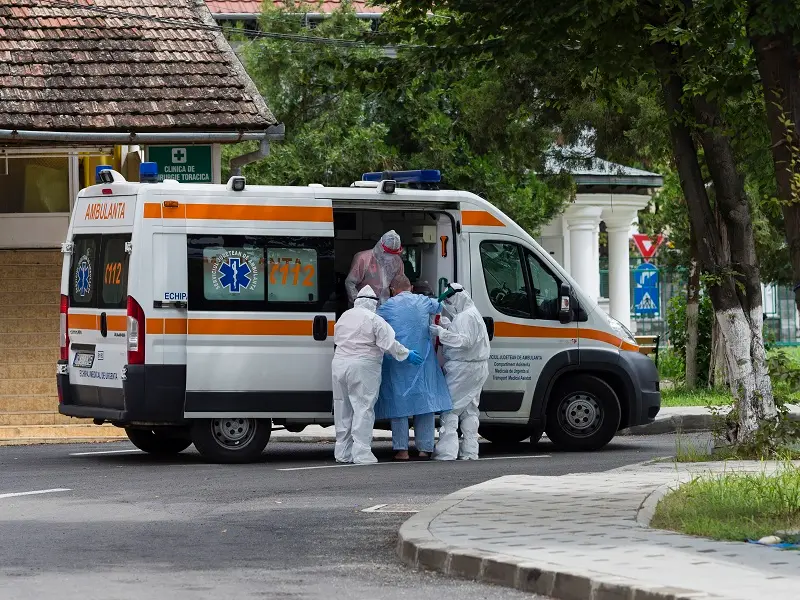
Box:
479;241;533;319
187;235;335;312
526;251;560;321
70;236;99;306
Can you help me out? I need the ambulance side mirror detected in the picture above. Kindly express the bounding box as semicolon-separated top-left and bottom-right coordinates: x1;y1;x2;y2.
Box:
558;282;572;324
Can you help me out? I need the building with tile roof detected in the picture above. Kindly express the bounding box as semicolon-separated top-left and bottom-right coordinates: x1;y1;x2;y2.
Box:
0;0;281;440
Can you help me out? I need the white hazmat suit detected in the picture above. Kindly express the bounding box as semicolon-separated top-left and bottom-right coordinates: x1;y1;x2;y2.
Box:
332;285;422;464
430;284;491;460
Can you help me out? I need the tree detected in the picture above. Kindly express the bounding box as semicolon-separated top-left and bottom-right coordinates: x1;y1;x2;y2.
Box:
385;0;777;441
223;2;573;235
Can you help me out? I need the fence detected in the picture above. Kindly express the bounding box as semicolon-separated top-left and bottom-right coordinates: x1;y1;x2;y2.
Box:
599;260;800;346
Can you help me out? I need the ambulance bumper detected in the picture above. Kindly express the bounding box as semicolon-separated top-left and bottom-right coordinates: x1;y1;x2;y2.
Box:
58;361;187;425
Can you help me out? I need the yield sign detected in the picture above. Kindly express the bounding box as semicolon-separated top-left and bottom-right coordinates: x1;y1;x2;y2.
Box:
632;234;664;261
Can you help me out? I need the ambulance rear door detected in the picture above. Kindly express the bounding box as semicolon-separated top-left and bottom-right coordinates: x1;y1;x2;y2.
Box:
66;192;135;407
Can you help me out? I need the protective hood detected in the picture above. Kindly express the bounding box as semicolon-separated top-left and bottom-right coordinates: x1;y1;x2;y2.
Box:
354;285;379;312
444;283;473;314
372;230;402;267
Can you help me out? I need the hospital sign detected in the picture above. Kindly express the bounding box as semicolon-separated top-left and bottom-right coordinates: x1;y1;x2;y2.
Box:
147;145;213;183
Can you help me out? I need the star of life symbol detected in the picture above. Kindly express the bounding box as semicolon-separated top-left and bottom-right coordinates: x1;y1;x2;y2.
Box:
74;254;92;297
211;249;259;295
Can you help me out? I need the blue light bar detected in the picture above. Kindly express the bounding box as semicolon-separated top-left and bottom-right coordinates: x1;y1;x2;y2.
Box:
140;162;159;183
95;165;112;183
362;169;441;183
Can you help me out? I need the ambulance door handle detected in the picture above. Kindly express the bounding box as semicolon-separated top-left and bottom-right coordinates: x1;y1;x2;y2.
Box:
483;317;494;341
313;315;328;341
100;312;108;338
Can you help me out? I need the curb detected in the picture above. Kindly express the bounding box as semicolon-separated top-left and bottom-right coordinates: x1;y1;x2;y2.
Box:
635;480;684;528
619;414;713;436
398;486;725;600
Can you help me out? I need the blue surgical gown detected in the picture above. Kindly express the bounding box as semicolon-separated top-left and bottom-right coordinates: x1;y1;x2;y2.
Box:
375;292;453;419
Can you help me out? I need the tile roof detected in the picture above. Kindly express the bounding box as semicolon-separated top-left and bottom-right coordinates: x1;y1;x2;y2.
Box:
207;1;384;15
0;0;277;133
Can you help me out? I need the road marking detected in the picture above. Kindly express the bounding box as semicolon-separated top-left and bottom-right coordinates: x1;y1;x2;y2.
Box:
276;454;550;471
69;449;143;456
361;503;420;513
0;488;71;500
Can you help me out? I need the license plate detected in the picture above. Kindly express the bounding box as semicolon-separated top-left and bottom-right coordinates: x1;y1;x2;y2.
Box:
73;352;95;369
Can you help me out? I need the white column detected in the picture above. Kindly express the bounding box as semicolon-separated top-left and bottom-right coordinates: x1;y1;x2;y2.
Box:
604;214;636;329
565;206;603;299
592;226;601;300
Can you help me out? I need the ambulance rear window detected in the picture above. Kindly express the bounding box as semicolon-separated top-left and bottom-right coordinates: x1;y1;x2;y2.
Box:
100;237;129;307
69;234;130;310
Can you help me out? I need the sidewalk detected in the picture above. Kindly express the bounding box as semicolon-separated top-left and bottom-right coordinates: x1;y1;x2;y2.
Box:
398;461;800;600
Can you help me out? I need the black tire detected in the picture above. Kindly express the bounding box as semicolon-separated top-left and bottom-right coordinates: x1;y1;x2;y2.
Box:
190;418;271;464
125;428;192;456
545;374;621;451
479;424;534;445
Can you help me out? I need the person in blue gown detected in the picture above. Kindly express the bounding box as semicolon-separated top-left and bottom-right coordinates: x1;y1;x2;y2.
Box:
375;275;453;460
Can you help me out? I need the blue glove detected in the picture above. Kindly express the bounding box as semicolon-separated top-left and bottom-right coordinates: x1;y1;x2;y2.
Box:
437;302;443;313
407;350;424;366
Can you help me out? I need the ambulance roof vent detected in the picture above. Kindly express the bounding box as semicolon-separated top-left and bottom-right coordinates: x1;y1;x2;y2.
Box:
351;180;379;188
308;183;324;188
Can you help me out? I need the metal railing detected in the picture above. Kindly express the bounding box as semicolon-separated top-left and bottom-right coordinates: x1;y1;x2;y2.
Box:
599;260;800;346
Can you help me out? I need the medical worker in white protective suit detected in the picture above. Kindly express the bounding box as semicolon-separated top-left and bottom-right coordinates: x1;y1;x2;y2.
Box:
429;283;491;460
345;230;405;306
332;285;424;464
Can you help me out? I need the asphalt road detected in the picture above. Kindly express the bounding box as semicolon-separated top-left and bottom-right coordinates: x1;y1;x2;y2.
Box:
0;434;685;600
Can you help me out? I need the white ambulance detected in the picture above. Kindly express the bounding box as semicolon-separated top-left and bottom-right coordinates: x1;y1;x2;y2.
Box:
57;164;660;463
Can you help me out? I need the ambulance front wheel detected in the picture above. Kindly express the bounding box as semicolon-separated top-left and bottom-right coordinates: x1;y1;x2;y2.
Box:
191;418;272;464
544;374;621;451
125;428;192;456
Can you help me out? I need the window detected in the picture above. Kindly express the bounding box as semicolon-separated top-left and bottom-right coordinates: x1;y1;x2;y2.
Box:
99;237;130;308
479;241;532;318
479;241;564;321
402;245;421;282
526;251;560;320
70;234;130;309
71;236;98;306
188;235;335;312
0;156;70;213
203;246;265;302
267;247;318;302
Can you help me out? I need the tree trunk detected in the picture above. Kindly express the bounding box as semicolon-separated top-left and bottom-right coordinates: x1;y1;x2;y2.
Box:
709;319;729;389
652;40;776;441
685;230;700;390
748;19;800;315
691;96;776;432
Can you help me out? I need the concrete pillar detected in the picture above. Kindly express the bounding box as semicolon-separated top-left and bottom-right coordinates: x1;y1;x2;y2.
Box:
604;213;637;329
565;206;603;299
592;227;601;300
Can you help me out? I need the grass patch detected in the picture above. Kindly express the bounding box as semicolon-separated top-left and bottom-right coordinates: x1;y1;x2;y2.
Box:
661;387;732;407
651;464;800;541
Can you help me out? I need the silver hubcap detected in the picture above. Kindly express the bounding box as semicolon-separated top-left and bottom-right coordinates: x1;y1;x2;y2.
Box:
211;418;256;449
559;393;602;437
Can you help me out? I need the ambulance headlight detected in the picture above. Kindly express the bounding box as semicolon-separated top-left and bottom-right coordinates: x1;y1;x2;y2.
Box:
609;317;636;345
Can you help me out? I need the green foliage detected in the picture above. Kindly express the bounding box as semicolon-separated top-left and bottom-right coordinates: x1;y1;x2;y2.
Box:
224;3;573;234
652;464;800;541
658;348;685;382
666;291;714;385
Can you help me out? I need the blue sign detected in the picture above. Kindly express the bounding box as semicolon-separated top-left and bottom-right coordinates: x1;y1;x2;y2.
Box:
633;263;659;315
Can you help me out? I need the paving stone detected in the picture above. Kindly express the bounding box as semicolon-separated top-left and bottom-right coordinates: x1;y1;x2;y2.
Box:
401;462;800;600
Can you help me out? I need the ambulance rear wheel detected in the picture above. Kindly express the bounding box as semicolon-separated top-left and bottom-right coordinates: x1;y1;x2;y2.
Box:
191;418;271;464
125;428;192;456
